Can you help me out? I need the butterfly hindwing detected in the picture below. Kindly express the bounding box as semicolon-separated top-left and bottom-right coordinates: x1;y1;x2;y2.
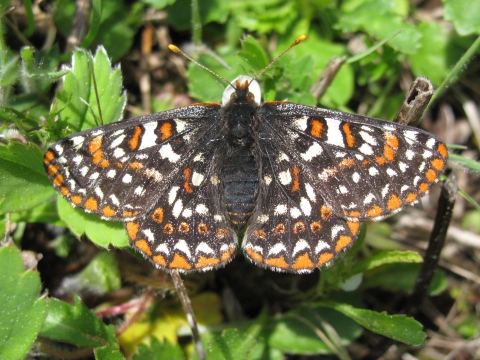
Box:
125;142;238;271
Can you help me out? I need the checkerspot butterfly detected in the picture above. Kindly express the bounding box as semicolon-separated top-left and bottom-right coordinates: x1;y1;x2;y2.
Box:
44;36;448;273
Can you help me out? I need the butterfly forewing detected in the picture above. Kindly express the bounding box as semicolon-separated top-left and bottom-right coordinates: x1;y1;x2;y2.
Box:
258;103;448;221
44;105;222;221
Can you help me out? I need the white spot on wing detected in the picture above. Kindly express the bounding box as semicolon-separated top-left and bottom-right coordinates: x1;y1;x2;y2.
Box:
300;197;311;216
290;207;301;218
274;204;287;215
278;170;292;185
196;242;214;255
107;169;116;178
358;143;373;155
196;203;208;214
268;243;287;256
159;143;181;163
293;239;310;256
113;148;125;158
110;134;126;149
172;199;183;218
174;240;192;259
305;183;316;202
139;122;158;150
301;142;323;161
156;243;169;255
169;186;180;205
122;174;132;183
325;118;345;147
293;116;309;131
192;171;204;186
143;229;154;243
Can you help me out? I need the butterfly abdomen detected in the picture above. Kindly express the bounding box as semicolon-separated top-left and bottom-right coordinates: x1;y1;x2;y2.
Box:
224;146;258;232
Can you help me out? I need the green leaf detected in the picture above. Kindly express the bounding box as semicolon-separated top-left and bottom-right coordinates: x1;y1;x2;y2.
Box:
74;252;122;294
237;36;269;71
0;51;19;88
0;246;47;360
0;142;56;213
444;0;480;36
336;0;421;54
207;320;262;359
449;153;480;174
319;301;426;346
133;337;184;360
351;250;423;275
168;0;229;30
10;199;64;226
40;296;118;349
57;197;129;247
54;47;125;135
267;305;361;354
361;263;448;295
94;346;126;360
407;22;451;86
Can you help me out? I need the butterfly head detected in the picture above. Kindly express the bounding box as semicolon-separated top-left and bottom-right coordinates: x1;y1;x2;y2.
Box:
222;75;261;106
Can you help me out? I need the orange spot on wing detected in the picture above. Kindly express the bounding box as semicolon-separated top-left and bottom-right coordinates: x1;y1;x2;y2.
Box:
246;247;263;262
274;223;286;235
253;229;266;239
163;223;174;234
339;158;356;168
405;193;418;203
335;235;352;252
183;167;193;194
135;239;152;256
99;159;110;168
317;252;334;266
437;143;448;158
425;169;437;183
383;145;396;161
216;228;228;239
126;222;139;240
346;220;360;235
291;166;300;193
122;210;140;217
293;221;306;234
344;210;361;218
53;174;64;187
60;187;70;196
152;208;164;223
419;183;429;193
128;162;144;170
387;194;402;211
265;255;289;269
128;127;143;150
221;248;235;262
198;223;209;234
170;253;192;270
179;222;190;233
71;195;82;205
153;255;166;267
44;151;55;164
88;136;102;153
102;206;116;217
310;119;324;138
84;197;98;211
367;205;383;217
160;122;173;141
430;158;445;171
47;164;59;176
292;253;314;269
385;133;399;148
321;205;333;220
196;256;220;268
310;222;322;233
342;123;355;148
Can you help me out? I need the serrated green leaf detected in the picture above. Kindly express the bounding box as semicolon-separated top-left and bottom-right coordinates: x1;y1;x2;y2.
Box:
319;301;426;346
57;196;128;247
54;47;125;135
94;346;125;360
444;0;480;36
207;318;262;360
336;0;421;54
40;296;118;349
0;142;56;213
0;246;47;360
133;337;184;360
237;36;269;71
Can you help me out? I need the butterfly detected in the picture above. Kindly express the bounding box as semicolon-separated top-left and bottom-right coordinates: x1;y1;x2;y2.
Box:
44;36;448;273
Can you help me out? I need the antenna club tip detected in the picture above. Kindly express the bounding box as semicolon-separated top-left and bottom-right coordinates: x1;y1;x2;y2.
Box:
294;34;307;45
168;44;181;53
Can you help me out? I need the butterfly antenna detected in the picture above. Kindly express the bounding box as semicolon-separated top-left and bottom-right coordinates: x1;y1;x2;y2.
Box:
168;44;235;89
250;34;307;84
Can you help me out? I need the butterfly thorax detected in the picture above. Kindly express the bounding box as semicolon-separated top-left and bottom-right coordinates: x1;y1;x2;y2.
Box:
222;83;260;231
